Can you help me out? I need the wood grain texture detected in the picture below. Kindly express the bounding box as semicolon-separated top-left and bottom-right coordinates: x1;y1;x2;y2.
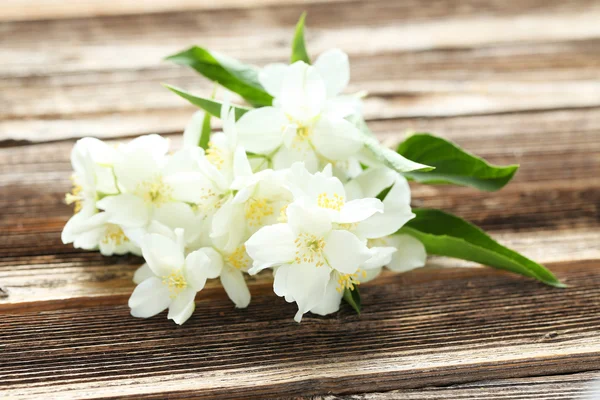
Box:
1;0;599;398
1;260;600;399
2;0;600;141
317;371;600;399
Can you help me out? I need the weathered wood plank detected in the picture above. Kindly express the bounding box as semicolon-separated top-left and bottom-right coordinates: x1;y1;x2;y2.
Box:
0;0;345;22
1;0;600;141
316;371;600;400
0;260;599;399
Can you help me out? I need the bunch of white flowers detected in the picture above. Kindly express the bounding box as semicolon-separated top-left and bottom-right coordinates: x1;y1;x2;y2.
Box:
62;50;427;324
62;14;563;324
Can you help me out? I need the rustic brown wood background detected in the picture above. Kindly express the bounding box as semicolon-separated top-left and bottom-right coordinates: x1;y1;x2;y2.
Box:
1;0;600;398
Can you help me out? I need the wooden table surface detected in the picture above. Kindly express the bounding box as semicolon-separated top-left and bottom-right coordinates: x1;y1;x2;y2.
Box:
1;1;600;398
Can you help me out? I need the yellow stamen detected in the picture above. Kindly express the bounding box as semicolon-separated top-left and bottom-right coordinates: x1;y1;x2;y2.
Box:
135;175;173;207
101;224;129;246
317;192;344;211
226;245;251;270
162;270;187;298
336;269;367;293
244;197;274;227
206;141;225;169
65;176;84;213
294;233;326;267
278;204;289;223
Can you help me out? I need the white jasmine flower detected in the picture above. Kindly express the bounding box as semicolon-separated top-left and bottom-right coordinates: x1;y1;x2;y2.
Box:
134;222;252;309
129;229;221;325
211;147;292;252
62;138;140;255
245;202;371;322
285;163;384;224
236;50;364;173
309;167;426;316
96;138;221;240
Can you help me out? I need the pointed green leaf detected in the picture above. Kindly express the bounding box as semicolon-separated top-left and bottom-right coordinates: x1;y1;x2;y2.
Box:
164;84;250;120
355;117;433;173
401;208;565;287
343;287;361;314
397;133;519;191
198;111;212;150
291;12;311;64
166;46;273;106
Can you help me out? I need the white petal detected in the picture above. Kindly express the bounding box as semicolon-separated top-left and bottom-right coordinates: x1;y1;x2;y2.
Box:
286;263;331;322
272;144;319;173
141;233;185;277
236;107;286;154
167;287;196;325
61;206;100;244
273;265;291;298
279;62;327;122
363;246;396;270
122;134;169;159
97;194;149;228
354;175;415;238
133;263;155;284
128;277;171;318
338;198;383;224
312;117;363;161
233;146;253;179
314;48;350;97
220;267;251;308
360;267;382;283
309;273;344;316
185;248;224;291
386;234;427;272
245;224;296;274
183;111;207;148
259;63;288;97
323;95;362;119
286;202;332;237
113;149;162;193
355;205;415;239
350;167;398;199
324;230;371;274
151;202;197;233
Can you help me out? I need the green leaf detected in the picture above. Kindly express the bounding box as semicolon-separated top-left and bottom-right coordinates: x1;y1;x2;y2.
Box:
401;208;565;287
343;287;361;314
355;117;434;173
166;46;273;106
397;133;519;191
198;111;212;150
291;12;311;64
164;84;250;120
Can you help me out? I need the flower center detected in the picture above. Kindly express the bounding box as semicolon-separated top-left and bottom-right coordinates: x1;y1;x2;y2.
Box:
294;233;326;267
336;269;367;293
65;176;84;213
162;270;188;298
317;192;344;211
244;197;274;227
135;175;173;207
206;142;225;169
101;224;129;246
225;245;251;270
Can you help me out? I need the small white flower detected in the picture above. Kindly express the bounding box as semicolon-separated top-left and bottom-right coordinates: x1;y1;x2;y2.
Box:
129;229;221;325
236;50;364;173
61;138;140;255
96;136;222;240
135;223;252;309
245;202;371;322
285;162;384;224
211;147;292;252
